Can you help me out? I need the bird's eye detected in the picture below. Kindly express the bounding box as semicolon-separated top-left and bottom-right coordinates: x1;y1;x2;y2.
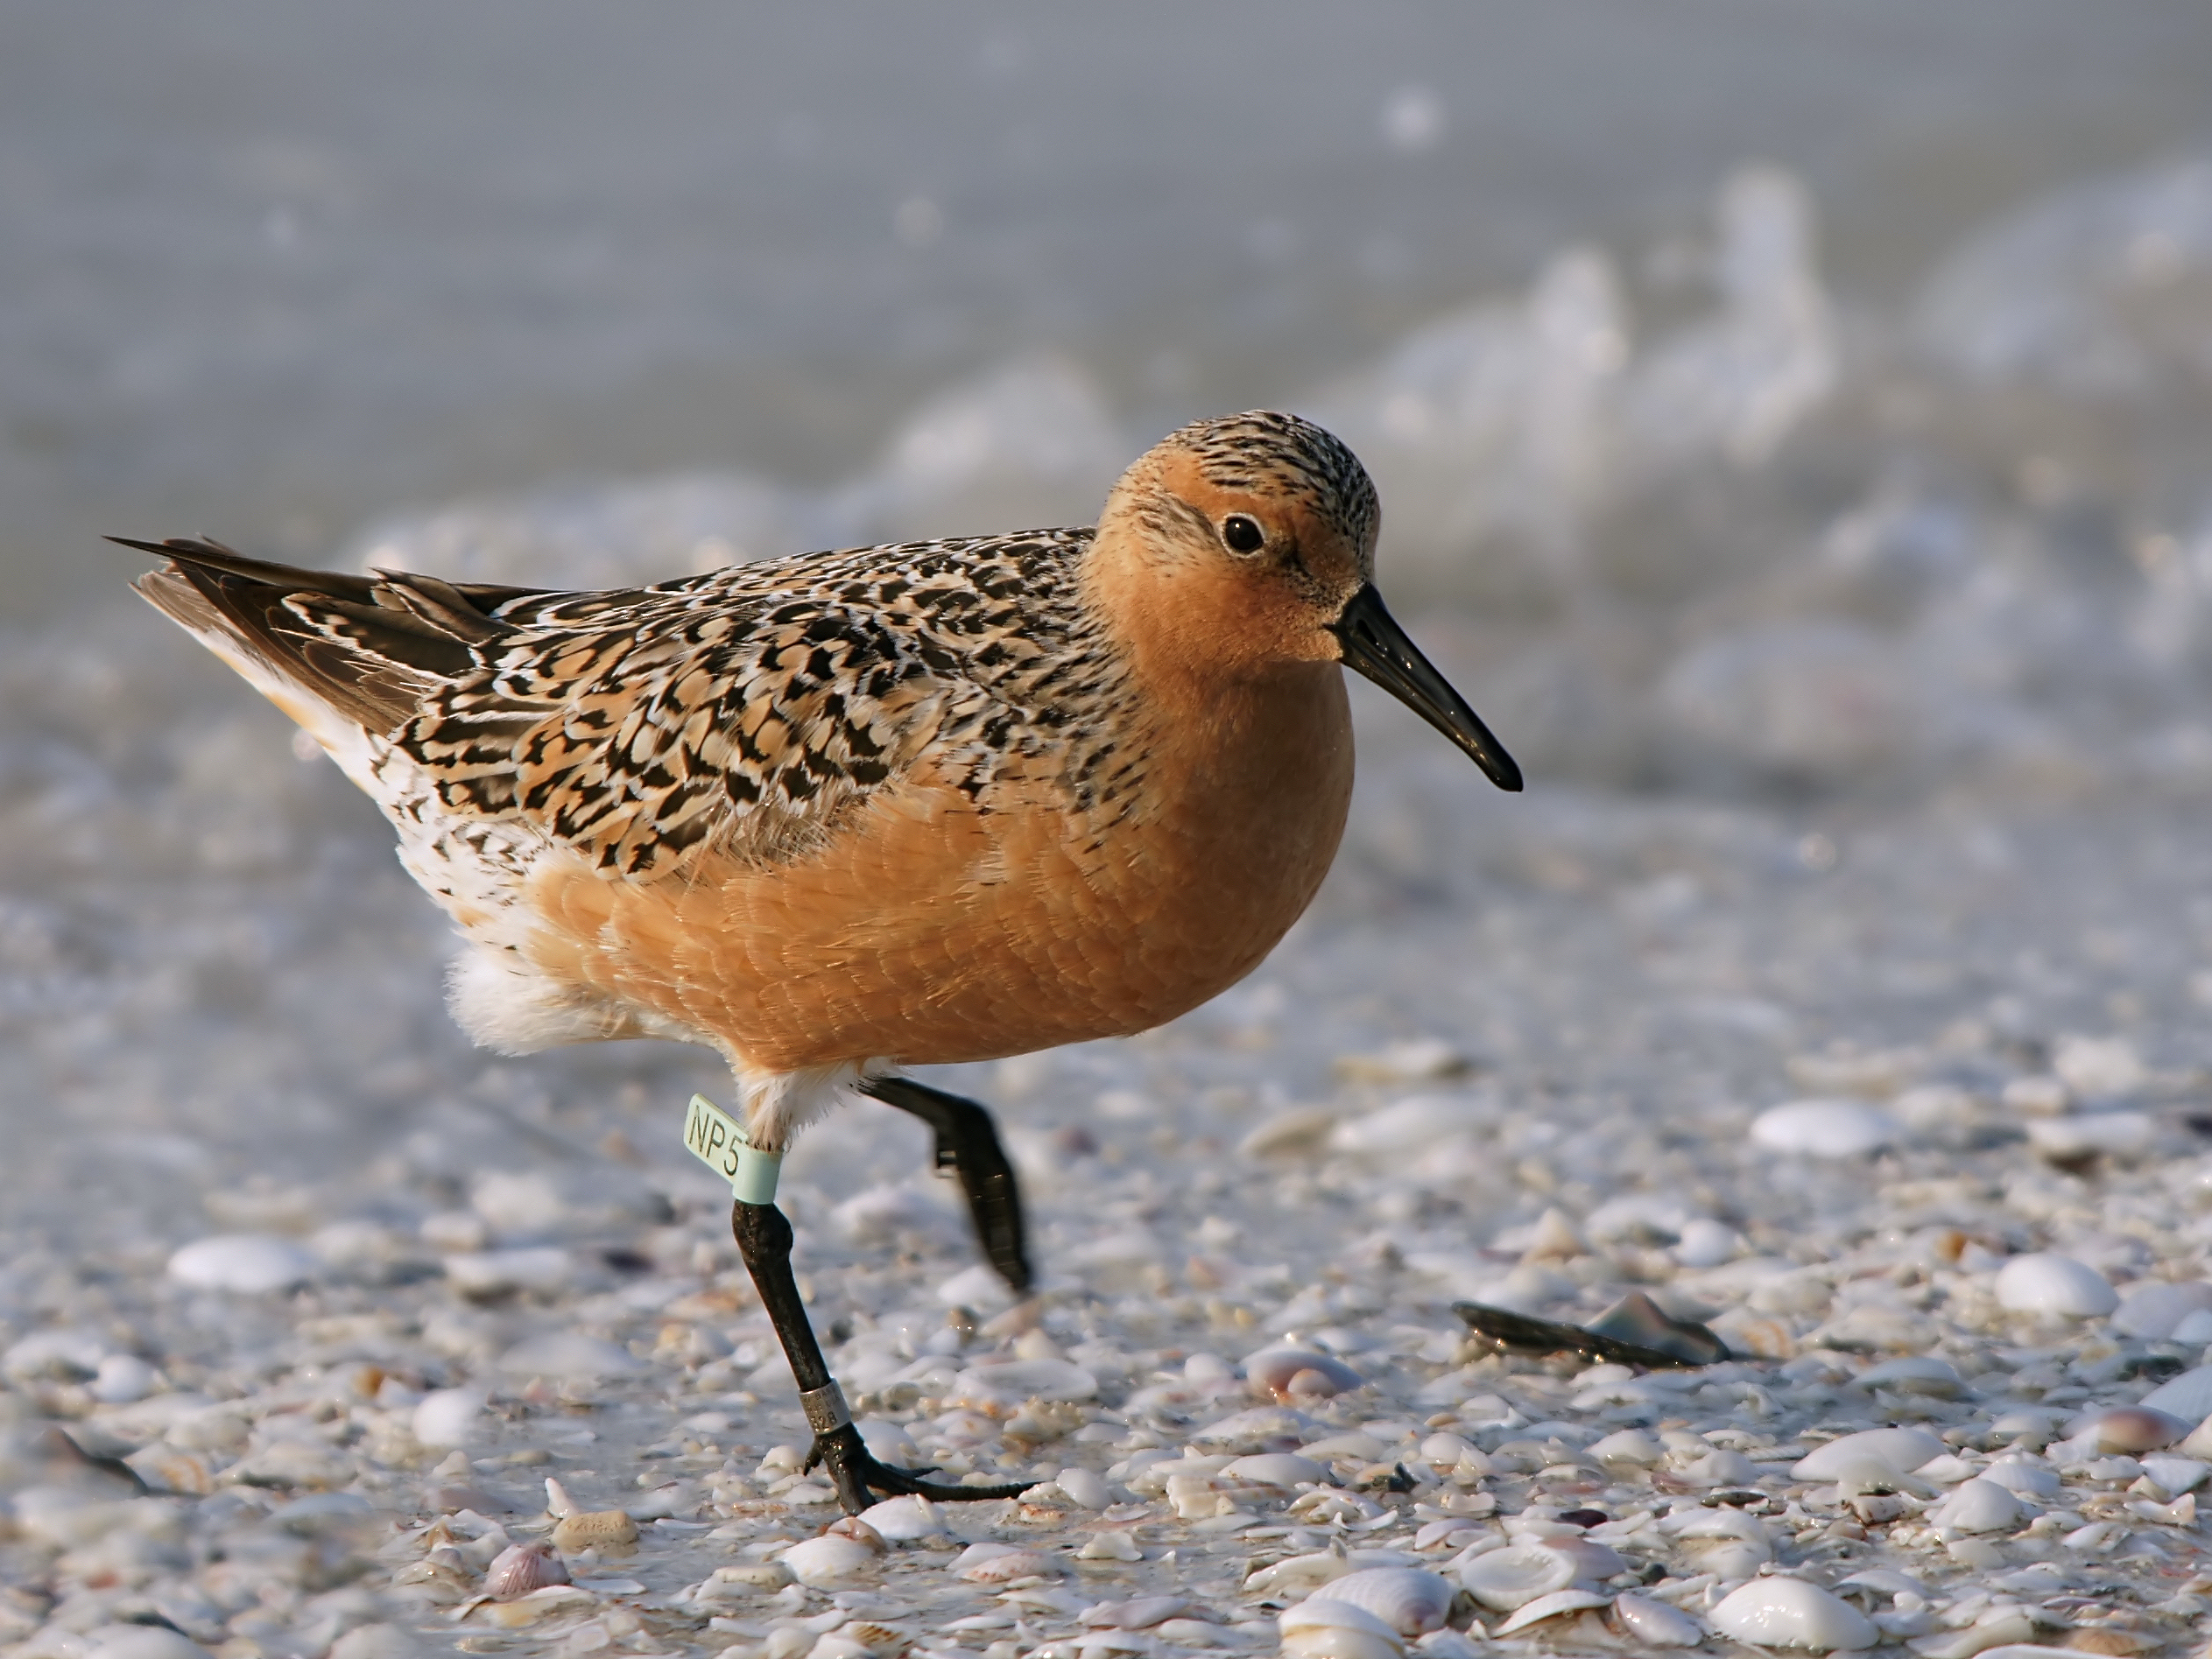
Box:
1221;514;1265;555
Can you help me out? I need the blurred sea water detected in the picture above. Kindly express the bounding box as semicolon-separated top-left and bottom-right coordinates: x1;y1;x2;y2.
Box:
6;4;2212;1234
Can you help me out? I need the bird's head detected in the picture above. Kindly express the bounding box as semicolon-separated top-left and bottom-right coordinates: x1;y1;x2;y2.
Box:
1094;410;1521;791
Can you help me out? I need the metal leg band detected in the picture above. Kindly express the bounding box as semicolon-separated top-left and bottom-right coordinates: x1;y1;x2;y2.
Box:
801;1381;852;1436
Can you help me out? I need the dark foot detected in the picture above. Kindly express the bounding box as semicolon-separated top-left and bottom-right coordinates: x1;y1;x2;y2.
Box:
806;1422;1035;1512
862;1076;1032;1293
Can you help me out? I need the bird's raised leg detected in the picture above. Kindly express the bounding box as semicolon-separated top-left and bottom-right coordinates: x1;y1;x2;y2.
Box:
729;1199;1032;1513
861;1076;1032;1294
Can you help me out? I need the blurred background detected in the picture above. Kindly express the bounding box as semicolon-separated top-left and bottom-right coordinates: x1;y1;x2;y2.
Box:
6;1;2212;1234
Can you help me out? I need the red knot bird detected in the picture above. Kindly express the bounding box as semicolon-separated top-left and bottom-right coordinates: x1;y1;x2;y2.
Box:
123;409;1519;1511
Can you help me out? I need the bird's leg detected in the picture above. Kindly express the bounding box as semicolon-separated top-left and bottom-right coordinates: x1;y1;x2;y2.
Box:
861;1076;1032;1294
729;1199;1032;1513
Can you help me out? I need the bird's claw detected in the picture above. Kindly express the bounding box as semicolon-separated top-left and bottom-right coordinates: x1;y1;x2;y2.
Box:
806;1423;1035;1513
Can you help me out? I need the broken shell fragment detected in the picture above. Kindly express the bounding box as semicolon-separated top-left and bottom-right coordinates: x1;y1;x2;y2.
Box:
953;1543;1058;1583
1582;1291;1729;1365
1495;1590;1610;1636
1245;1550;1355;1598
1221;1452;1330;1487
1454;1291;1725;1367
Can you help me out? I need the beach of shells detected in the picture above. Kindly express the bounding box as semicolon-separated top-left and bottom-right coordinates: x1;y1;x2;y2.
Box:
9;736;2212;1658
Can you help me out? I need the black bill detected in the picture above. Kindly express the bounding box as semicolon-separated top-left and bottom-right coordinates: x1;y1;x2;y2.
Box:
1329;584;1523;791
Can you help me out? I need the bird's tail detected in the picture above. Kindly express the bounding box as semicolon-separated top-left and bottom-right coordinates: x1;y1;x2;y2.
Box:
120;535;540;764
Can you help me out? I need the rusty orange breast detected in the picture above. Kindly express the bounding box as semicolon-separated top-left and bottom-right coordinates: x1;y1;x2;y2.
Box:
523;659;1354;1072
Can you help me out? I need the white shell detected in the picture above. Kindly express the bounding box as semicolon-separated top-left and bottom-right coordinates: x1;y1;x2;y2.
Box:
2124;1282;2212;1338
2027;1111;2153;1160
2053;1034;2146;1097
1929;1478;2022;1533
709;1562;795;1591
1673;1217;1743;1267
1221;1452;1329;1487
1418;1432;1476;1469
1552;1537;1626;1580
951;1357;1097;1405
1458;1543;1577;1611
1586;1428;1664;1465
1280;1597;1408;1659
953;1543;1058;1583
1085;1596;1194;1630
1750;1099;1899;1157
1791;1426;1943;1480
2143;1456;2210;1494
411;1388;485;1449
71;1631;213;1659
2065;1405;2189;1453
781;1533;883;1585
856;1420;920;1464
2174;1310;2212;1344
1708;1578;1877;1651
166;1234;316;1293
1300;1432;1389;1462
1244;1550;1353;1598
1994;1253;2117;1317
1307;1568;1455;1636
1054;1466;1111;1508
1327;1093;1490;1154
1980;1457;2060;1497
1245;1347;1364;1401
485;1540;570;1600
2139;1364;2212;1423
495;1332;645;1379
1494;1589;1610;1636
443;1247;573;1296
858;1494;947;1541
89;1353;160;1404
1614;1592;1703;1647
1078;1530;1143;1562
1849;1356;1962;1397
